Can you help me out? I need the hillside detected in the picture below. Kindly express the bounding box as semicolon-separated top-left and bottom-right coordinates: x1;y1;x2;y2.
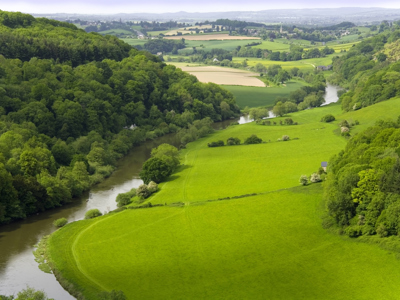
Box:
47;97;400;299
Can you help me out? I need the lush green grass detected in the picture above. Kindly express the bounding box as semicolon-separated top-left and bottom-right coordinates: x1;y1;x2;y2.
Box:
149;116;345;205
49;184;400;299
98;29;133;35
180;39;260;52
47;98;400;299
224;81;306;108
121;38;148;47
232;54;336;70
252;40;291;51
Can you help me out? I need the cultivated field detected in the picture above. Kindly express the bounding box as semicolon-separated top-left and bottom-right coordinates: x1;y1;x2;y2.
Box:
48;97;400;300
179;39;261;52
224;81;306;108
176;65;265;87
165;34;261;41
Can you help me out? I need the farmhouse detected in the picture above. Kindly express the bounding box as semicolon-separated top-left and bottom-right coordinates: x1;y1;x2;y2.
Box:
321;161;328;172
317;65;332;71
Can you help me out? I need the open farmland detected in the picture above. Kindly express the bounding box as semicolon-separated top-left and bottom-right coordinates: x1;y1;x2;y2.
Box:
176;65;265;87
47;97;400;300
165;34;261;41
224;81;306;108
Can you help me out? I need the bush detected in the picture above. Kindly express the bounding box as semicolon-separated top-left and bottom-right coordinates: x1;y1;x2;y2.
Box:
282;135;290;141
284;118;294;125
244;134;262;145
310;172;321;183
53;217;68;228
85;209;102;219
321;114;335;122
299;175;308;186
339;120;350;128
208;140;224;147
116;188;136;207
148;181;158;193
137;184;150;199
345;225;363;238
226;137;241;145
377;223;389;237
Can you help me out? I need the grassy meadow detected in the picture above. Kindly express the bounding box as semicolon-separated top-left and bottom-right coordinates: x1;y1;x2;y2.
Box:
47;97;400;299
224;81;306;108
48;184;400;300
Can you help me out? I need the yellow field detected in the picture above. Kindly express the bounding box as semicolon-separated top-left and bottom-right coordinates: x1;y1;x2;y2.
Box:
175;65;265;87
165;34;261;41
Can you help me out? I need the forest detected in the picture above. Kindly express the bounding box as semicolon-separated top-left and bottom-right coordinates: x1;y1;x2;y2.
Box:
0;11;239;225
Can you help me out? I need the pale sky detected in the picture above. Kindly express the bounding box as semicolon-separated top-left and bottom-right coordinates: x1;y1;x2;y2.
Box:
1;0;400;14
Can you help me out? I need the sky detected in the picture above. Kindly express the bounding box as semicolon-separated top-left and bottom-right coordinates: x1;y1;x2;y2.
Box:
1;0;400;14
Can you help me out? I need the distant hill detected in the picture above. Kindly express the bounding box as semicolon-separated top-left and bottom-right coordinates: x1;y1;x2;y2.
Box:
33;8;400;26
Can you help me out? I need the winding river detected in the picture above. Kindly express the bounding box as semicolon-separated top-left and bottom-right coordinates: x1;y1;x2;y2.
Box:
0;84;341;299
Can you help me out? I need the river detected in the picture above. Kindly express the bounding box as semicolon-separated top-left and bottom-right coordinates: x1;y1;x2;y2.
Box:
0;120;236;298
0;85;341;298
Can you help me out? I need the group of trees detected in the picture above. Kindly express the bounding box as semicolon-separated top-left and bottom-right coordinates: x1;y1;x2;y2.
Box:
329;26;400;111
139;144;180;184
0;11;240;225
0;11;132;67
269;46;335;62
324;119;400;238
142;39;185;54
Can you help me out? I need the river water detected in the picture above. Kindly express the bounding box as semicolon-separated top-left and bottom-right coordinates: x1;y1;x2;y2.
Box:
0;84;341;299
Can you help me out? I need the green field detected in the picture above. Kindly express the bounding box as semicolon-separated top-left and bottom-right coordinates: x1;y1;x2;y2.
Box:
48;184;400;299
98;29;134;36
121;38;148;47
47;97;400;299
224;81;306;108
252;40;291;51
231;56;331;70
180;39;260;52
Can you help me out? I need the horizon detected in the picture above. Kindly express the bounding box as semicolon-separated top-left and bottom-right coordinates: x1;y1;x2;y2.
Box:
2;1;400;15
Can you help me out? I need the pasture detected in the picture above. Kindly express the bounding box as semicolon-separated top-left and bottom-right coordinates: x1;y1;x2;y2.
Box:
232;54;337;70
121;38;148;47
177;66;265;87
224;81;306;108
179;39;260;52
47;97;400;300
165;34;261;41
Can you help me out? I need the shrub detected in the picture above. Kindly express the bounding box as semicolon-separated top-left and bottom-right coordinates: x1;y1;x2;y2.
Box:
53;218;68;228
299;175;308;186
226;137;241;145
147;181;158;193
345;225;363;237
208;140;224;147
244;134;262;144
284;118;294;125
85;209;102;219
339;120;350;128
282;135;290;141
116;188;136;207
377;223;389;237
321;114;335;122
137;184;150;199
310;172;321;183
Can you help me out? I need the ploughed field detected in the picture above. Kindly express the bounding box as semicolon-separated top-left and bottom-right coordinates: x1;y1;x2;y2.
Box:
48;98;400;299
177;65;265;87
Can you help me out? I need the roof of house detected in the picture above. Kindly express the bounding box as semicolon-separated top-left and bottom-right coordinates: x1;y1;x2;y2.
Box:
321;161;328;167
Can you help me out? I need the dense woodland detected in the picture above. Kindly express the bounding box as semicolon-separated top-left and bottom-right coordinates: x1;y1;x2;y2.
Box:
324;25;400;240
330;26;400;111
0;11;239;225
325;120;400;237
